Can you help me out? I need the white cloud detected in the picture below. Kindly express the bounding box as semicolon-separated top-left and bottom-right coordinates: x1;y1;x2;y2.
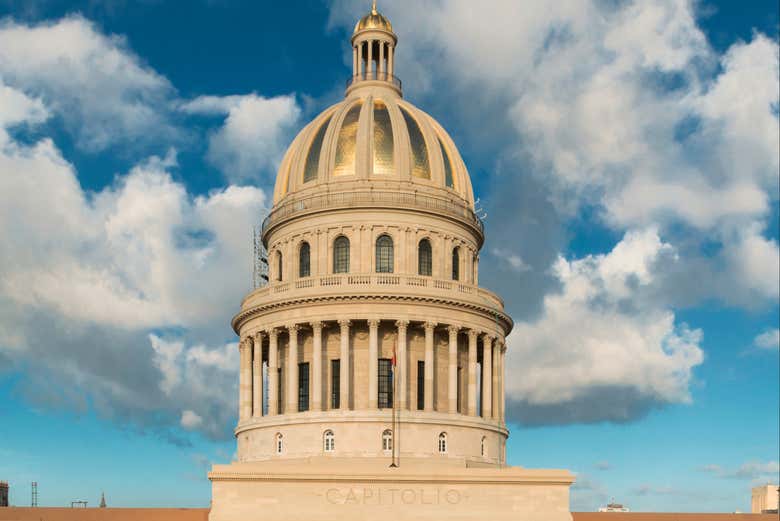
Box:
0;15;177;151
330;0;780;310
0;77;261;439
506;228;704;423
181;93;301;183
181;410;204;430
754;329;780;351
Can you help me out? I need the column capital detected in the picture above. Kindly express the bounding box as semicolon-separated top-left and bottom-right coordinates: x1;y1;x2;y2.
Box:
287;324;300;333
254;330;266;343
447;325;460;335
395;319;409;329
367;318;380;328
468;329;480;340
338;319;351;329
310;321;323;331
423;321;437;332
482;332;495;343
268;327;279;338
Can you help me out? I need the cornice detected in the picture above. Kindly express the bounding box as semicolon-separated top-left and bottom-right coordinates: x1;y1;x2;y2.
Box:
231;293;513;334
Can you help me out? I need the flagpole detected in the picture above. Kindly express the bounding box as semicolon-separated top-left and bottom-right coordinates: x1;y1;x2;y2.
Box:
390;339;398;468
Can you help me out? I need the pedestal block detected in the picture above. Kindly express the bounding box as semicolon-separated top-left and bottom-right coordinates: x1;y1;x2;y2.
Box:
209;457;574;521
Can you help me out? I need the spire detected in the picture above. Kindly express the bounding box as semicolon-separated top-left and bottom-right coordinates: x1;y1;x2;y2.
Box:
349;3;400;95
100;492;106;508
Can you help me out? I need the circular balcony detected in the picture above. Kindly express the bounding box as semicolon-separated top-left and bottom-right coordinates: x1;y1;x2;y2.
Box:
261;189;484;241
233;273;509;332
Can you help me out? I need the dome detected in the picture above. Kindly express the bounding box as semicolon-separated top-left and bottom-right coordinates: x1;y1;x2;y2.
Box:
354;3;393;34
272;92;475;207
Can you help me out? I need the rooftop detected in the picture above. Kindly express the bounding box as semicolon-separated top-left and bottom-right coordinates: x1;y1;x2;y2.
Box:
0;509;775;521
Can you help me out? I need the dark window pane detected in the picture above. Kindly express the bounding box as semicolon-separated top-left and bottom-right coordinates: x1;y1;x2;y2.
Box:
334;236;350;273
331;359;340;409
378;358;393;409
418;239;432;276
452;247;460;281
376;235;394;273
299;242;310;278
417;360;425;411
298;362;309;412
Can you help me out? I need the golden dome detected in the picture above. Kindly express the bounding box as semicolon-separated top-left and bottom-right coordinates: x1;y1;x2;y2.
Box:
354;2;393;34
272;92;475;208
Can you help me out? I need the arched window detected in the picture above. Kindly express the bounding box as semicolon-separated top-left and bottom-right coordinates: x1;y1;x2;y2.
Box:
375;235;394;273
382;429;393;452
323;430;335;452
333;236;350;273
275;433;283;454
452;247;460;281
438;432;447;454
299;242;310;278
418;239;432;276
276;251;283;282
481;436;487;457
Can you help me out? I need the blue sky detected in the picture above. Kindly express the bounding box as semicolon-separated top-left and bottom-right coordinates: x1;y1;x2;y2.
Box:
0;0;777;513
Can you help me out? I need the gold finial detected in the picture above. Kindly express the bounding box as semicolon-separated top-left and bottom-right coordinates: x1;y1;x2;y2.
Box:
371;1;377;14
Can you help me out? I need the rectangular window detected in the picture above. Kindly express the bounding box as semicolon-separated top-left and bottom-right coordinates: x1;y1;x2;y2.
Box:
298;362;310;412
417;360;425;410
378;358;393;409
331;359;340;409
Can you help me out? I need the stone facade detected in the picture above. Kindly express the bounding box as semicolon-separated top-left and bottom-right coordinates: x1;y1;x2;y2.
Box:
209;4;574;520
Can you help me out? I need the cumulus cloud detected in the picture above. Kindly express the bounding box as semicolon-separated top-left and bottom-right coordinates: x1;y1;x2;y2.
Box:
506;228;704;424
0;15;177;151
0;80;262;439
330;0;779;310
181;93;302;183
754;329;780;351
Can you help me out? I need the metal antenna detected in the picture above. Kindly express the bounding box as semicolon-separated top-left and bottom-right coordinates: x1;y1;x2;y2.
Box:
31;482;37;507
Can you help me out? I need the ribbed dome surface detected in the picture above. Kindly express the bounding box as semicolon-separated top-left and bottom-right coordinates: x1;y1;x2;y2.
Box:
354;10;393;33
272;92;475;207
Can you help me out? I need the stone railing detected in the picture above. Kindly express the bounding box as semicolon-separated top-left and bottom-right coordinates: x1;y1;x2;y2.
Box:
261;190;483;237
242;273;504;312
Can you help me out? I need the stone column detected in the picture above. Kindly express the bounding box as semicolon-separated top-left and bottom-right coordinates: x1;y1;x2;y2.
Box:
367;40;373;78
286;325;299;413
238;337;251;421
388;44;394;77
467;330;478;416
379;41;385;77
339;319;351;410
352;46;358;77
253;331;265;418
447;326;459;414
358;42;363;78
368;319;380;409
396;320;409;409
424;321;435;411
311;321;323;412
500;343;506;423
492;337;500;421
268;328;279;415
482;334;493;419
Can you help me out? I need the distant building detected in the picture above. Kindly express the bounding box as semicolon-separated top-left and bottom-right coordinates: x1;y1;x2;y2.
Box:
752;484;779;514
0;481;8;507
598;501;630;512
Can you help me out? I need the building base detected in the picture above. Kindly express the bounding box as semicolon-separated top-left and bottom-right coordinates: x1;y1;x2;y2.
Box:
208;457;574;521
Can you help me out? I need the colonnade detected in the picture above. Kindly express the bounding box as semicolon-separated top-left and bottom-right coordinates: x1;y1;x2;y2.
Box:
237;319;506;424
352;38;395;81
